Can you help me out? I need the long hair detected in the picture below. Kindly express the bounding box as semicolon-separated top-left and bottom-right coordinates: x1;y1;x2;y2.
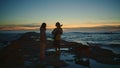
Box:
40;23;46;30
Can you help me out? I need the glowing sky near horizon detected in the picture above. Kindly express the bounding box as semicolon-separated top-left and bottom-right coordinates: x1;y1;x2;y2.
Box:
0;0;120;29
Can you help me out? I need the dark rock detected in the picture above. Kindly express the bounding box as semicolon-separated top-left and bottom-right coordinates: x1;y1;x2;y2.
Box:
0;32;120;68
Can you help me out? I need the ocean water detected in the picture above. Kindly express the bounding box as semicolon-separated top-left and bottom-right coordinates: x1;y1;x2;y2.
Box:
61;32;120;54
0;30;120;44
0;30;120;53
0;30;120;46
62;32;120;44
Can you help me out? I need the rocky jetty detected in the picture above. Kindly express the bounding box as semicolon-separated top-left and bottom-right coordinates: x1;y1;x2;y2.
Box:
0;32;120;68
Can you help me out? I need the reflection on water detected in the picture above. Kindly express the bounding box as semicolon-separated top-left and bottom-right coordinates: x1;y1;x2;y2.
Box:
41;47;120;68
45;48;91;68
1;46;120;68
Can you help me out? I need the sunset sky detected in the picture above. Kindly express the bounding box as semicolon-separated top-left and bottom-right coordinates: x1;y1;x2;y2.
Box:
0;0;120;30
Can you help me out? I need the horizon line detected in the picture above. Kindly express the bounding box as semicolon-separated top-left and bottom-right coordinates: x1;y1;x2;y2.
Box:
0;25;120;30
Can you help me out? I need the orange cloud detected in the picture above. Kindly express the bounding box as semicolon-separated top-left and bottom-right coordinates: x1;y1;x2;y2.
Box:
0;26;39;30
0;23;120;30
62;23;120;28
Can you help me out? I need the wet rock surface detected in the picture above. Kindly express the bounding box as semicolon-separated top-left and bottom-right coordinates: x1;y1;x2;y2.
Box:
0;32;120;68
